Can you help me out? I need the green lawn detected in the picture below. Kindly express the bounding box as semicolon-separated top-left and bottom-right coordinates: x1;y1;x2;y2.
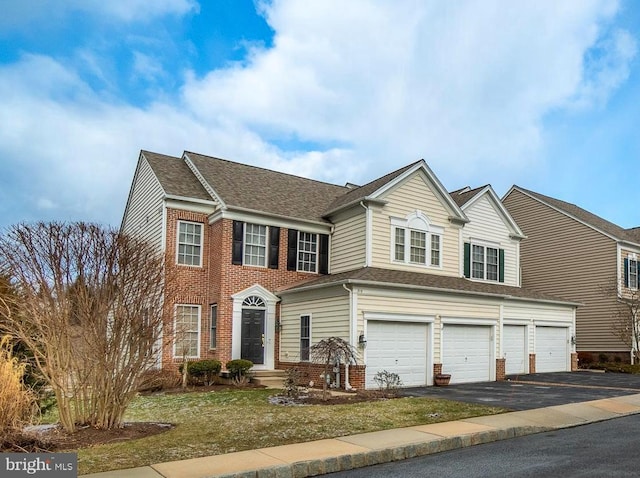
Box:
56;389;508;475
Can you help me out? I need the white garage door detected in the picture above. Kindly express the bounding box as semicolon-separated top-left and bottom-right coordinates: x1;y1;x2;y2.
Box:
503;325;527;375
366;321;428;388
442;325;492;384
536;326;569;372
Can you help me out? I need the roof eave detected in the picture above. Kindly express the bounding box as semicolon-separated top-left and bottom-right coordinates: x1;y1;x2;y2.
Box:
323;197;388;218
279;277;581;307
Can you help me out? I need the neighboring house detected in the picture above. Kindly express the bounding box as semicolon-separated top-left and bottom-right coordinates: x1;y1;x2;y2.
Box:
503;186;640;363
121;150;578;389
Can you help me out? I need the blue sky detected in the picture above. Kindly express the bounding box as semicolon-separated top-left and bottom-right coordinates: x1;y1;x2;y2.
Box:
1;0;639;230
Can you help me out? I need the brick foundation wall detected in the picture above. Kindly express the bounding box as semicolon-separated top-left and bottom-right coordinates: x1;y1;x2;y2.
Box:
571;353;578;371
496;358;506;381
433;363;443;379
577;351;632;365
278;362;365;390
528;354;536;374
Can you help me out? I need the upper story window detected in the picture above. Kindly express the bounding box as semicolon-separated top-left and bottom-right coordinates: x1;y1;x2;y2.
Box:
232;221;280;269
625;256;639;290
287;229;329;274
391;212;443;268
177;221;203;266
244;223;267;267
297;232;318;272
464;242;504;283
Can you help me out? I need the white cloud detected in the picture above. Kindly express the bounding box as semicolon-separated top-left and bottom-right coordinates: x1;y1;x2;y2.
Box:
0;0;636;228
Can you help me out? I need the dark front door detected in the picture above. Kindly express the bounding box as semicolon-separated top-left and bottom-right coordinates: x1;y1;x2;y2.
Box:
241;309;265;365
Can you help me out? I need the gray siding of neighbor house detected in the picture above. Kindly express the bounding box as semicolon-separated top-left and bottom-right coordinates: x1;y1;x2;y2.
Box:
121;156;165;251
503;189;625;352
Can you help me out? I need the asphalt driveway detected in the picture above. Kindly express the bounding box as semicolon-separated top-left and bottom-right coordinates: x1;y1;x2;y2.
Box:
400;371;640;410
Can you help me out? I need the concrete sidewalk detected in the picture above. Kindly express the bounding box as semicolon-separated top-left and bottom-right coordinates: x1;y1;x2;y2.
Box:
83;393;640;478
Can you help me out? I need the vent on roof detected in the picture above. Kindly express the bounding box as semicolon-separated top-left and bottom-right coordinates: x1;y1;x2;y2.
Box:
457;186;471;194
345;182;360;189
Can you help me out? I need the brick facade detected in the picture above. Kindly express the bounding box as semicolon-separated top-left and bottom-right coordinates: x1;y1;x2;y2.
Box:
163;210;325;370
528;353;536;374
278;361;366;390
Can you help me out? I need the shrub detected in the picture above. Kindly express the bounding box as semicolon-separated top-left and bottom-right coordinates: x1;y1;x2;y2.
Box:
137;369;181;393
373;370;403;395
0;336;36;443
226;359;253;378
283;368;303;398
598;353;609;363
180;360;222;386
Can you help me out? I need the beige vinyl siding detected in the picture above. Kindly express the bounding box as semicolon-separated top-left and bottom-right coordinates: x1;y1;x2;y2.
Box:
279;287;350;363
504;301;575;353
503;189;623;352
463;195;519;286
331;213;366;273
357;289;500;363
121;157;165;250
370;173;460;276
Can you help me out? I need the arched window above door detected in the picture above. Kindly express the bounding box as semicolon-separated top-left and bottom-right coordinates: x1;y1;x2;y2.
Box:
243;296;266;308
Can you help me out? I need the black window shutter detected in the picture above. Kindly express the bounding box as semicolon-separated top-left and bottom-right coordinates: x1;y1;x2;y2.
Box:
232;221;244;265
319;234;329;274
269;226;280;269
498;249;505;283
287;229;298;271
625;258;630;288
463;242;471;278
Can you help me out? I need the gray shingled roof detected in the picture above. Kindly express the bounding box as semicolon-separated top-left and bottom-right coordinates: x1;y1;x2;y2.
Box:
627;227;640;244
142;151;212;201
278;267;578;305
449;185;487;207
185;151;350;223
514;186;636;243
325;160;422;214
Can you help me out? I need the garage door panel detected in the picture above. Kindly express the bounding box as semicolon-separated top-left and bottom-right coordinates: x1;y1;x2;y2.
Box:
443;325;492;384
536;326;569;373
503;325;527;375
366;321;429;388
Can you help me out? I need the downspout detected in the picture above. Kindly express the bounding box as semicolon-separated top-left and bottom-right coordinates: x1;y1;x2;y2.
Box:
360;201;372;267
343;283;354;391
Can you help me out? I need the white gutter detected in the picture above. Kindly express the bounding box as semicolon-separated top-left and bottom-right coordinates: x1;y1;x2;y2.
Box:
342;283;355;391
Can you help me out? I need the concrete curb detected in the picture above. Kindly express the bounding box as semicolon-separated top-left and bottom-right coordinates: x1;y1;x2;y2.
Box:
84;394;640;478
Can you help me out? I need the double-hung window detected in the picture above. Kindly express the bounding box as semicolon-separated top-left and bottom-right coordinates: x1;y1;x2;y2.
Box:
210;304;217;349
177;221;203;266
244;224;267;267
627;258;639;290
298;232;318;272
300;314;311;361
174;305;200;358
392;213;443;268
465;242;504;282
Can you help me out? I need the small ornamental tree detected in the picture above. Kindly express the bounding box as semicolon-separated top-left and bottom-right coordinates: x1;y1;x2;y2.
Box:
310;336;357;400
602;278;640;363
0;222;175;432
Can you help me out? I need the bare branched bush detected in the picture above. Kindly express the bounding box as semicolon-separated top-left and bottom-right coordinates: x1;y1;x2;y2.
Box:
601;278;640;363
0;335;36;444
0;222;174;432
310;337;357;400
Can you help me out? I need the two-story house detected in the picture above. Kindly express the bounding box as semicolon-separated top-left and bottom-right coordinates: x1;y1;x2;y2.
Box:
503;186;640;363
122;150;578;389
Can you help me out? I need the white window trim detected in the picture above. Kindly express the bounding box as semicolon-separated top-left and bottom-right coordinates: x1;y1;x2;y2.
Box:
390;213;443;269
210;304;217;350
297;232;319;273
243;223;268;268
176;220;204;267
300;314;312;362
173;304;201;359
628;254;639;290
469;240;500;282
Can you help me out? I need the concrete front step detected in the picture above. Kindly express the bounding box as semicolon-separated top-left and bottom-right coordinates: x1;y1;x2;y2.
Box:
252;370;287;388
